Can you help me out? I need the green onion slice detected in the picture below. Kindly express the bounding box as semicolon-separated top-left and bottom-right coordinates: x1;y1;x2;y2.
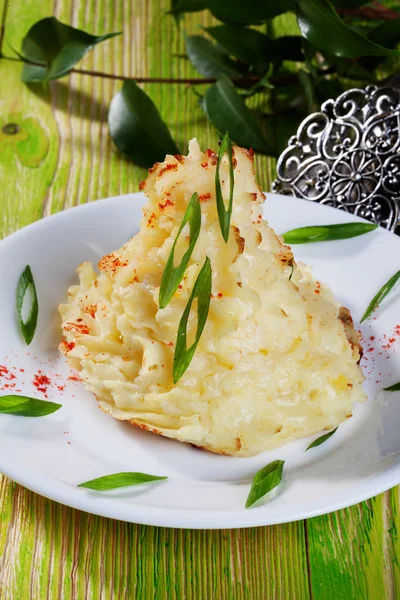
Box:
306;427;338;451
159;192;201;309
0;395;61;417
282;222;377;244
78;472;167;490
215;131;234;243
361;269;400;323
246;460;284;509
173;257;212;383
16;265;38;345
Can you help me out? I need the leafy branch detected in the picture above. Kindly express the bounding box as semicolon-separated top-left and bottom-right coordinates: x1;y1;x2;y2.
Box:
13;2;400;167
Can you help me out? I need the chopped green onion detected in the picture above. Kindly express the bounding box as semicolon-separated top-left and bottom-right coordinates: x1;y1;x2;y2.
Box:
16;265;38;345
383;382;400;392
78;472;167;490
215;131;234;243
246;460;284;509
282;222;377;244
306;427;338;451
159;192;201;308
173;257;212;383
0;395;61;417
361;269;400;323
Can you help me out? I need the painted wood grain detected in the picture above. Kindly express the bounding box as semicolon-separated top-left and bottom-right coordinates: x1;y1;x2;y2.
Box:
0;482;310;599
1;1;400;598
306;491;400;600
0;59;274;233
1;0;218;79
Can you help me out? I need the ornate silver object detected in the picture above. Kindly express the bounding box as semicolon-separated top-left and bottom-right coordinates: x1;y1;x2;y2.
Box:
272;85;400;232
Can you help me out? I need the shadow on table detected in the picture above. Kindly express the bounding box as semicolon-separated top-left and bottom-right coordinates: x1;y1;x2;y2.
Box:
25;80;109;123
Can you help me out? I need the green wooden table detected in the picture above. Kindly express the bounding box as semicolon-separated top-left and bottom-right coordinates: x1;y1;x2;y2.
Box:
0;2;399;598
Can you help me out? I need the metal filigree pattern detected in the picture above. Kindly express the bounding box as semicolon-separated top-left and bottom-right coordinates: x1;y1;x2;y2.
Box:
272;85;400;232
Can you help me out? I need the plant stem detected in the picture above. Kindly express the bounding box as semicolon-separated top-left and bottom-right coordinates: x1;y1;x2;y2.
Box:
5;56;300;87
338;3;400;21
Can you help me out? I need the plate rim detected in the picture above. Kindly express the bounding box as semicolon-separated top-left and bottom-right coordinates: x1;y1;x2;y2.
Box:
1;192;399;529
1;452;399;529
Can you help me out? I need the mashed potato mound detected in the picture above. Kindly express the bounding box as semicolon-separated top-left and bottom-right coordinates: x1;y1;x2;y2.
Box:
59;139;365;456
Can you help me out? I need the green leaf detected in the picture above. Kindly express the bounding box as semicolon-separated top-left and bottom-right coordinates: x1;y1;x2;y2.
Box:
282;222;377;244
314;76;343;104
361;270;400;323
10;45;47;78
271;68;304;113
170;0;206;15
302;39;318;68
159;193;201;308
240;68;274;98
344;64;375;82
171;0;207;13
332;58;375;82
383;72;400;89
185;35;241;78
368;18;400;49
173;257;212;383
204;31;303;73
215;132;234;243
108;80;180;168
20;17;121;81
204;76;274;155
306;427;338;451
78;472;167;491
272;36;305;63
0;395;61;417
296;0;400;58
264;112;302;157
16;265;38;345
205;26;271;73
298;69;317;113
384;382;400;392
361;18;400;71
246;460;284;508
206;0;295;25
168;0;206;24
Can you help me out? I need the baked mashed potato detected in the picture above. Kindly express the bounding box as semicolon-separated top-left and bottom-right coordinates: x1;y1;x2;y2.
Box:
59;139;365;456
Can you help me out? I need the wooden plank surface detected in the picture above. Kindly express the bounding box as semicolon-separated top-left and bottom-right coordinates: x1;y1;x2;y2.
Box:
2;0;218;79
0;59;274;234
306;491;400;599
0;1;399;598
0;475;310;599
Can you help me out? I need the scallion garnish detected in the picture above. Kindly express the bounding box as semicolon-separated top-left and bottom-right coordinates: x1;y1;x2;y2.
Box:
361;269;400;323
246;460;284;508
282;222;377;244
16;265;38;345
306;427;338;451
173;257;212;383
215;131;234;243
0;395;61;417
78;472;167;490
384;382;400;392
159;192;201;309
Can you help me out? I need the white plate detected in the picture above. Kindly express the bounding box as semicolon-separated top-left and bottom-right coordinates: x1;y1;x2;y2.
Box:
1;192;400;529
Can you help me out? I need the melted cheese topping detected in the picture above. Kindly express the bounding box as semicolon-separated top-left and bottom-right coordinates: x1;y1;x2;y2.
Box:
59;139;365;456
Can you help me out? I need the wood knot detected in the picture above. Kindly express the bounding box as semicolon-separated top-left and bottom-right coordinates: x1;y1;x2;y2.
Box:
2;123;20;135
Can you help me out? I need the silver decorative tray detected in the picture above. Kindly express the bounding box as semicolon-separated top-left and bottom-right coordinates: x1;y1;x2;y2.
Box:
272;85;400;232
